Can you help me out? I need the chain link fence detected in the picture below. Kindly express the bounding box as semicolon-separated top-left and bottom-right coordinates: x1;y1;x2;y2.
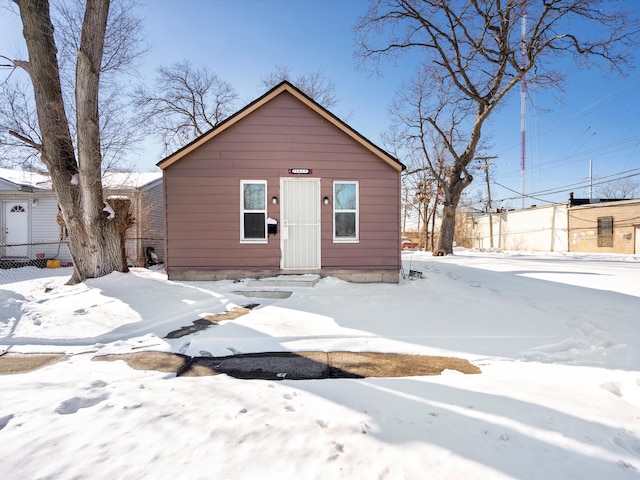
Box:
0;239;73;297
1;237;164;295
1;239;72;267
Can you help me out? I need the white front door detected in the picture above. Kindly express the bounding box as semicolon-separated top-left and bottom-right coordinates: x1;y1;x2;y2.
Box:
3;201;29;257
280;178;320;270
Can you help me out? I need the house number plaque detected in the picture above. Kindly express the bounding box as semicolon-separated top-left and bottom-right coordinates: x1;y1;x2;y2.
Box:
288;168;312;175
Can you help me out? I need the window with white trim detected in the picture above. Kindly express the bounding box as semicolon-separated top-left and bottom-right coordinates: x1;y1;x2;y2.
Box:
241;180;267;242
333;181;358;242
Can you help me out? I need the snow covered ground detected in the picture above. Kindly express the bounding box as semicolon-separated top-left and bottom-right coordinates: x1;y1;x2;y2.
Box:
0;249;639;479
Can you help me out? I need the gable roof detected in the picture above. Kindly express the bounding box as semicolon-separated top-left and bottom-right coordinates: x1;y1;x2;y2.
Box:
157;81;405;172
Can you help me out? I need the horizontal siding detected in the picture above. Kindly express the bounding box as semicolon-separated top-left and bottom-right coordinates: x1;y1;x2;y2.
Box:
138;181;165;263
30;195;63;243
164;90;401;275
28;194;73;263
169;246;280;269
165;166;394;179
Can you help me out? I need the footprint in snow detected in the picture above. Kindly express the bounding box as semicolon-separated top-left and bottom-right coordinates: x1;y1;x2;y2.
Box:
617;460;637;470
0;414;14;431
55;393;109;415
327;442;345;461
601;381;640;407
360;421;371;434
614;432;640;455
601;382;623;396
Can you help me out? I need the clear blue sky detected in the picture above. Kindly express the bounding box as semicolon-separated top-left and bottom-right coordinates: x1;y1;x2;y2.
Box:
2;0;639;208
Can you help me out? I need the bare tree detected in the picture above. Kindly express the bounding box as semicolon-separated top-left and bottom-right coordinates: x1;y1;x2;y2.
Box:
454;193;475;249
595;177;640;199
476;156;497;247
53;0;145;77
0;0;146;171
401;153;449;251
5;0;134;283
356;0;640;254
0;77;43;169
53;0;147;171
385;122;449;251
262;64;339;110
413;174;437;250
133;60;238;153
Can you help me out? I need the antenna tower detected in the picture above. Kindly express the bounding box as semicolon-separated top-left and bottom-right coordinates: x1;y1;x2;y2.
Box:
520;2;527;209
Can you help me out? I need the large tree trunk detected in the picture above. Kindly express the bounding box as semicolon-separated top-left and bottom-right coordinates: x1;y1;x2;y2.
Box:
434;201;458;256
17;0;128;284
434;159;472;255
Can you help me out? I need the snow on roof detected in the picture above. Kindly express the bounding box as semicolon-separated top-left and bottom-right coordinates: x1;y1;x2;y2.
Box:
0;168;161;191
0;167;51;189
102;171;162;189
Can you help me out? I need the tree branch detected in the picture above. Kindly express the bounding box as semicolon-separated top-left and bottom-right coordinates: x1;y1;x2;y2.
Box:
8;129;42;152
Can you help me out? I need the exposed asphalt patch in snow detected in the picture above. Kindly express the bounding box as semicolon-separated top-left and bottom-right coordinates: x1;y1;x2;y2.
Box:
0;349;481;379
164;303;260;339
91;351;481;380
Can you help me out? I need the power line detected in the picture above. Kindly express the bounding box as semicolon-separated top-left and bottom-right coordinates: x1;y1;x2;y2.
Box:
492;167;640;204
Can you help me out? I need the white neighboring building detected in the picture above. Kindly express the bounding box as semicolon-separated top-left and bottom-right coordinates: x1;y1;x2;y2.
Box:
0;168;163;268
473;203;569;252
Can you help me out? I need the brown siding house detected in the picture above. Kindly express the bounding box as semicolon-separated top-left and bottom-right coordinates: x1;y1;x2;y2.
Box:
158;82;405;283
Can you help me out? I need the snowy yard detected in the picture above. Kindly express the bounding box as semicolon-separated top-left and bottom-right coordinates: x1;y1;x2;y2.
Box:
0;249;639;479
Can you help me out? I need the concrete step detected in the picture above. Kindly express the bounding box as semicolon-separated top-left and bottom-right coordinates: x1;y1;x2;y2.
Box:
232;290;292;299
246;274;320;288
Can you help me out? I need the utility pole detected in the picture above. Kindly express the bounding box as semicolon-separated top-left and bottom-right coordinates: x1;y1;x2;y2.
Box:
589;159;593;200
520;2;527;210
477;156;498;248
